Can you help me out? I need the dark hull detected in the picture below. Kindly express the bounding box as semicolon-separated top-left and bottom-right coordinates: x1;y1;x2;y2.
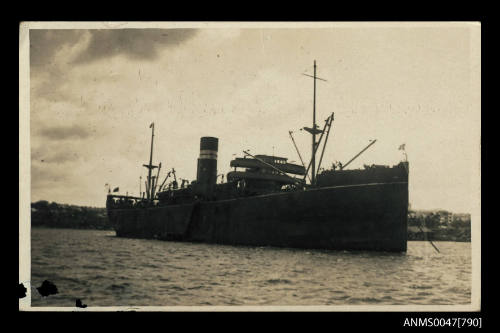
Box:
107;181;408;252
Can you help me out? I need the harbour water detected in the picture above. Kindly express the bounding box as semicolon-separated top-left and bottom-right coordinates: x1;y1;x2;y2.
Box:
29;228;471;307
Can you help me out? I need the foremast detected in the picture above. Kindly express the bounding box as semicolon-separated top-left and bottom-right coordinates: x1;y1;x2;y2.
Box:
143;122;158;200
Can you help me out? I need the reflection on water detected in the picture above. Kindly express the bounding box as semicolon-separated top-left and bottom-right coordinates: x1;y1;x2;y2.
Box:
30;228;471;306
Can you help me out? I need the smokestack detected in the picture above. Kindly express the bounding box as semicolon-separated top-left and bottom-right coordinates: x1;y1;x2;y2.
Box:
196;137;218;197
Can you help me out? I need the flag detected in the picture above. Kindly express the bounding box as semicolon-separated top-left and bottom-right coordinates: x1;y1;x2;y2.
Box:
113;187;119;192
398;144;406;151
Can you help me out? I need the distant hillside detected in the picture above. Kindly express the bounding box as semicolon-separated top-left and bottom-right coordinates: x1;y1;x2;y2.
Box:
31;201;111;230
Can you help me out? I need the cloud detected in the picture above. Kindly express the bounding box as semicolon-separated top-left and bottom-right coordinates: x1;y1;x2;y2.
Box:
73;29;198;64
30;30;86;67
38;124;91;140
31;163;70;189
31;29;198;67
33;150;80;164
30;29;198;102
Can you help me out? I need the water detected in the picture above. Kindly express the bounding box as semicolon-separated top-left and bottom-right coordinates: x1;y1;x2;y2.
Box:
30;228;471;307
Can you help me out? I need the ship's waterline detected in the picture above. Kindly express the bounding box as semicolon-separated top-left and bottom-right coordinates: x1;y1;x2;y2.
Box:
30;228;471;307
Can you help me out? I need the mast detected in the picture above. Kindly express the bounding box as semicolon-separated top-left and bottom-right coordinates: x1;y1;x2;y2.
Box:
302;114;331;182
312;60;317;185
148;123;154;199
171;168;178;189
143;123;158;201
302;60;326;185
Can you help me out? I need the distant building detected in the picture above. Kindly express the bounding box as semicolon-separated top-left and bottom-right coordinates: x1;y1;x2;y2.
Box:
447;213;453;225
433;210;454;225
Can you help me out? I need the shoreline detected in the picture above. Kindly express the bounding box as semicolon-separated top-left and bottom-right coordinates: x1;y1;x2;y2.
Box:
29;201;471;242
30;225;471;243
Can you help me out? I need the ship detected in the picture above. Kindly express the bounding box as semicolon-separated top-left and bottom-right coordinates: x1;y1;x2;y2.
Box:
106;61;409;252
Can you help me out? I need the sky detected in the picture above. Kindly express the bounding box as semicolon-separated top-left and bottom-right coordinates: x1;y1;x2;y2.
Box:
25;23;480;213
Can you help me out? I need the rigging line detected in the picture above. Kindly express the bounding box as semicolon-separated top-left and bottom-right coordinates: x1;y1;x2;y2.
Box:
302;73;328;82
288;131;311;182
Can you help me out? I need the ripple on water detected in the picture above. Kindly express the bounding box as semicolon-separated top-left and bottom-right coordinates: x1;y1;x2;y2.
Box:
329;294;350;301
265;279;293;285
417;292;433;298
105;283;131;291
186;285;204;290
409;284;434;290
331;290;346;294
81;264;106;270
165;264;186;270
347;297;382;304
165;285;185;291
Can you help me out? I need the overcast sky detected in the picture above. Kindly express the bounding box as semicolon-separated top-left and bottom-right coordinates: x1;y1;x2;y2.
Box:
25;23;480;212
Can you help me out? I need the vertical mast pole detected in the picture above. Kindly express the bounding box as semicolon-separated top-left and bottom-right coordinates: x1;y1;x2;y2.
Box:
311;60;317;185
148;123;155;200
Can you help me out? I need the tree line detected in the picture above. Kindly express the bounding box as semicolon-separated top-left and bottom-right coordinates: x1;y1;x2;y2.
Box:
407;210;471;242
31;200;111;230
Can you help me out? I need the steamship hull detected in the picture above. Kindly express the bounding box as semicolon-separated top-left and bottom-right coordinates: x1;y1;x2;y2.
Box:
107;181;408;252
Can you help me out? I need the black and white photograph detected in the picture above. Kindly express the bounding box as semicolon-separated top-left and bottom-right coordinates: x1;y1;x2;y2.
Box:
19;22;481;311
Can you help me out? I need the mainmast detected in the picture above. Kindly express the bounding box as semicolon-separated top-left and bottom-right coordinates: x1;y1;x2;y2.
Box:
143;122;158;200
302;60;327;185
